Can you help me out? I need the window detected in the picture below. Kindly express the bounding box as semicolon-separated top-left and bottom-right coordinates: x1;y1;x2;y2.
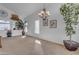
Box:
34;20;40;34
25;22;28;32
0;20;10;30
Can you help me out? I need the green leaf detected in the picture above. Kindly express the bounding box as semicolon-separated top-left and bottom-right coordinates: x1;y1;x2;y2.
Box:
60;3;79;38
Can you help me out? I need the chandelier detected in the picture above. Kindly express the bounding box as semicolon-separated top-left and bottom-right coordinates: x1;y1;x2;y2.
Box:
38;8;50;20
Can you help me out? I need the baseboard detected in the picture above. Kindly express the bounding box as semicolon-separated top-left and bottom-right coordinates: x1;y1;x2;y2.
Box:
26;34;64;47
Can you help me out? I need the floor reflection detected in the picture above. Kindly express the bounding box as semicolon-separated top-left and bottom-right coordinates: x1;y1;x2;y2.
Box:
35;40;41;45
1;36;79;55
33;40;44;54
21;36;26;38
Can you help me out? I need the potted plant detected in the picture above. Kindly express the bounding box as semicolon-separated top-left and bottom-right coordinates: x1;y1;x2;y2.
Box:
15;19;24;30
60;3;79;51
15;19;27;36
11;14;27;36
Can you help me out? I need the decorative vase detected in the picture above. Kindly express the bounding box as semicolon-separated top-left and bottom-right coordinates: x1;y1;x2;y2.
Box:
7;30;12;37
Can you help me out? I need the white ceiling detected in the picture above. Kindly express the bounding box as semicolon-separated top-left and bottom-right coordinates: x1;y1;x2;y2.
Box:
0;3;44;18
0;3;62;19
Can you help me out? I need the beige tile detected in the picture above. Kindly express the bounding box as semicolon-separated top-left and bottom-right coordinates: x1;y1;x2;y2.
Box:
0;36;79;55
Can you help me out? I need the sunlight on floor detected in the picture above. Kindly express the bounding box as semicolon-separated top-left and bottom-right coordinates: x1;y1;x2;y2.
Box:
35;40;41;45
34;40;44;54
21;36;26;38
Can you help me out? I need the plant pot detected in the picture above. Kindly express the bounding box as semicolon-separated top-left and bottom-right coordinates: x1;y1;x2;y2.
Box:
63;40;79;51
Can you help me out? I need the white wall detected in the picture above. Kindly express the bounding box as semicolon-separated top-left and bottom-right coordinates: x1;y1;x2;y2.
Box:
24;3;65;44
24;3;79;45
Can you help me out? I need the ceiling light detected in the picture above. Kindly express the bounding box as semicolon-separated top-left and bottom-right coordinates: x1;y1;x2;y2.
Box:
38;8;50;19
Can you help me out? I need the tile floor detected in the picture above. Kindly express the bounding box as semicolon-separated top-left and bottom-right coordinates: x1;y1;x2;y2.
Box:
0;36;79;55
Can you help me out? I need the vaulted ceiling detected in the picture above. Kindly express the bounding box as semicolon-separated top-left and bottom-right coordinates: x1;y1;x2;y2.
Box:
0;3;63;19
0;3;44;18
